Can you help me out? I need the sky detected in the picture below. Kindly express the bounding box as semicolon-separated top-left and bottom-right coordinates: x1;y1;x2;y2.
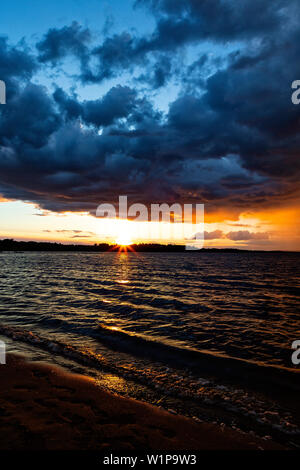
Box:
0;0;299;250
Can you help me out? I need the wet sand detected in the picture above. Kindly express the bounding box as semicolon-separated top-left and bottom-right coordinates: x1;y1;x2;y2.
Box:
0;354;285;451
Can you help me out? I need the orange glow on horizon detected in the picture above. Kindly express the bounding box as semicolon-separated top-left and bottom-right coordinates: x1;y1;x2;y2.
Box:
0;200;299;251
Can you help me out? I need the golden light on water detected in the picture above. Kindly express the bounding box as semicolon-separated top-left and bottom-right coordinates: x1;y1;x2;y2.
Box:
109;326;122;331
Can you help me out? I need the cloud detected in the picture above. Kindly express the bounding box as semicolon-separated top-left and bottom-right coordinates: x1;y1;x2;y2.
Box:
0;83;60;148
0;37;37;98
83;32;146;83
43;229;96;237
204;230;223;240
71;234;92;238
198;230;270;242
136;54;173;89
33;2;297;87
54;85;138;127
226;230;269;241
0;0;299;223
36;21;91;65
82;86;138;127
136;0;291;44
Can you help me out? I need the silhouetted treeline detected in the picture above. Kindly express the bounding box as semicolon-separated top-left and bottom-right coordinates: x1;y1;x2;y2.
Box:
0;239;294;253
0;239;243;252
131;243;240;252
0;239;110;252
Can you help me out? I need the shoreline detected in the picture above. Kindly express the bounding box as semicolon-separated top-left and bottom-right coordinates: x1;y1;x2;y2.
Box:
1;241;299;253
0;353;286;451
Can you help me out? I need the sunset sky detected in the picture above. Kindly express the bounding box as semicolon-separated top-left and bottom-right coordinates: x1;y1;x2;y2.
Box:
0;0;299;250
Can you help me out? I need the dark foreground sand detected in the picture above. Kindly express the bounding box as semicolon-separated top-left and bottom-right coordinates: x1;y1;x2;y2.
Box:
0;354;284;451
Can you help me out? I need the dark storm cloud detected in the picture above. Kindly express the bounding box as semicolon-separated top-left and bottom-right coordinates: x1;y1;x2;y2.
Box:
36;21;91;65
0;83;61;148
82;86;137;127
0;38;37;80
32;0;298;88
0;37;37;97
83;32;145;83
0;83;155;211
199;30;300;182
54;85;138;126
136;0;291;43
136;54;173;89
0;0;299;216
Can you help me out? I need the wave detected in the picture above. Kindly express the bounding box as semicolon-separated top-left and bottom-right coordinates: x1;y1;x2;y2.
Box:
94;324;300;391
0;323;119;374
1;320;299;396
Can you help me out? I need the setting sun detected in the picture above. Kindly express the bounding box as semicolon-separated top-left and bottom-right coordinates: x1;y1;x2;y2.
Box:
114;220;134;246
115;234;133;246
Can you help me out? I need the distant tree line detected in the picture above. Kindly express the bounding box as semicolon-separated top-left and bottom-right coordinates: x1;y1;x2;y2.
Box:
0;238;247;253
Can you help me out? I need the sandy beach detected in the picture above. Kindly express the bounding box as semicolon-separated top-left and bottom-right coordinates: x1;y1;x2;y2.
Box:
0;354;285;451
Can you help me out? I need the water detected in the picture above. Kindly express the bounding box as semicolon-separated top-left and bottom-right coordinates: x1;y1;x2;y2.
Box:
0;251;299;444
